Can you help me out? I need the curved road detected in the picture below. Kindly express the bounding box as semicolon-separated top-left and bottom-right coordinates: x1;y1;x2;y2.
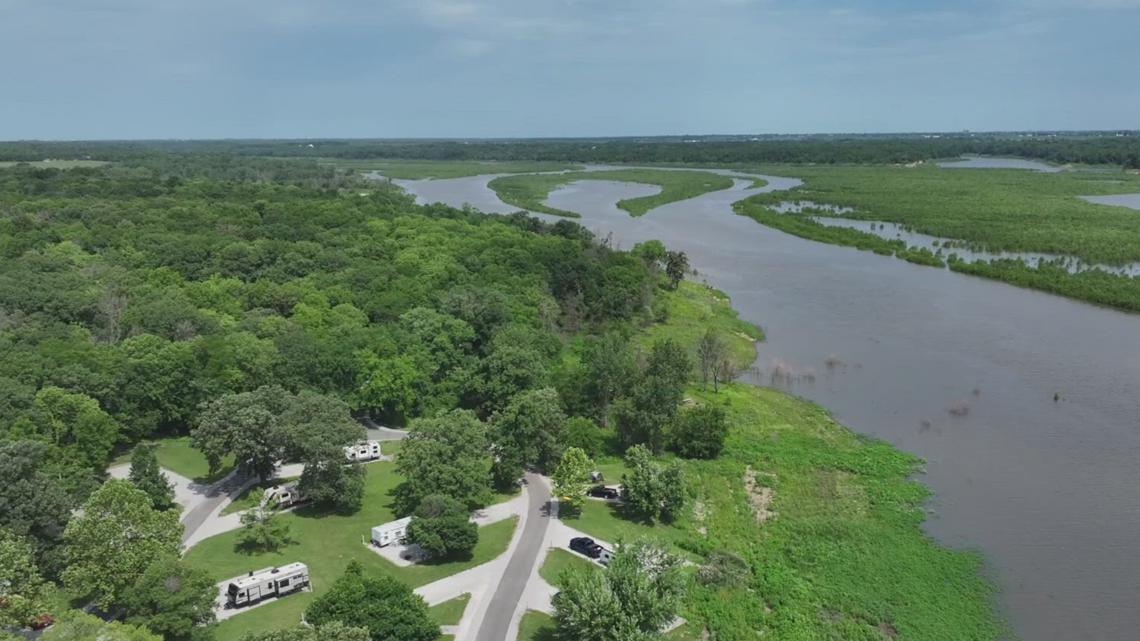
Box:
475;472;553;641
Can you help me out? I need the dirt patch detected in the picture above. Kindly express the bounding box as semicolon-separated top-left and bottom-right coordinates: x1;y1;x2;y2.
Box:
735;331;757;343
878;621;899;639
743;466;777;523
693;500;708;536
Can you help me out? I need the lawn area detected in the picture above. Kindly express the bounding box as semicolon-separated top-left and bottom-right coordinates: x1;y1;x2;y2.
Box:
538;548;598;587
560;499;690;553
184;462;518;641
488;169;735;218
516;610;556;641
316;159;582;180
111;436;234;484
429;593;470;626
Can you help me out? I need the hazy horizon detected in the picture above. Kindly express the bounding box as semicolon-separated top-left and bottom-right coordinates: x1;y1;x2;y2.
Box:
3;0;1138;139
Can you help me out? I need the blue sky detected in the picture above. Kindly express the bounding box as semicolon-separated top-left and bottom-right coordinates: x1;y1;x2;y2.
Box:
1;0;1137;139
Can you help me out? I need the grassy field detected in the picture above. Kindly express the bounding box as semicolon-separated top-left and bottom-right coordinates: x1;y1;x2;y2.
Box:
184;462;517;641
517;610;556;641
538;548;598;588
429;593;471;626
317;159;581;180
735;164;1140;312
0;159;109;168
110;436;234;484
547;285;1008;641
488;169;735;218
638;280;763;373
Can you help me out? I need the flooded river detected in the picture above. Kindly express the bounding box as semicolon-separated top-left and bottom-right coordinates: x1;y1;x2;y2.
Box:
385;171;1140;641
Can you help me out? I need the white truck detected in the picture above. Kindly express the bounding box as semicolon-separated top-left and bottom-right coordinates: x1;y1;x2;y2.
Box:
370;516;412;547
224;563;310;608
345;440;382;462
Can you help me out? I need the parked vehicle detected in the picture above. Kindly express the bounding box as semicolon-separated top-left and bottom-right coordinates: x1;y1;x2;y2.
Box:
570;536;603;559
590;470;604;483
587;485;619;499
371;516;412;547
345;440;382;462
224;563;310;608
262;482;307;509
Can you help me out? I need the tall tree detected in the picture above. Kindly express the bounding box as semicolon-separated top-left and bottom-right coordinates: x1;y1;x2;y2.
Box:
121;556;217;641
128;442;176;511
236;489;292;553
62;480;182;609
305;562;438;641
491;387;567;485
663;251;689;290
0;440;73;573
553;542;686;641
298;448;365;514
552;447;594;513
22;386;121;471
394;410;492;514
0;528;50;628
192;386;291;480
696;329;727;392
39;611;161;641
405;494;478;560
579;333;638;426
620;446;687;524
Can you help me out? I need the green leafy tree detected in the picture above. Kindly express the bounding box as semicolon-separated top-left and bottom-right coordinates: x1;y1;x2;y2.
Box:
62;480;183;609
0;440;72;570
552;447;594;513
280;390;365;463
663;251;689;290
0;528;50;627
669;405;728;460
490;388;567;487
236;489;292;553
298;449;365;514
24;386;121;470
240;622;369;641
128;442;176;511
615;340;690;453
305;562;438;641
562;417;608;458
553;542;686;641
695;329;728;392
620;446;687;524
40;611;161;641
580;333;637;426
394;410;491;514
405;494;478;560
192;386;291;480
468;344;546;416
353;353;426;422
121;556;217;641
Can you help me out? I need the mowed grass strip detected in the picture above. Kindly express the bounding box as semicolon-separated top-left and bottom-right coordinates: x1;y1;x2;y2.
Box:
538;548;598;588
488;169;735;218
184;463;518;641
517;610;557;641
429;593;471;626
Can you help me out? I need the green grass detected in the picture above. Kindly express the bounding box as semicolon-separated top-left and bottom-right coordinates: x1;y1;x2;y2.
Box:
640;280;763;374
538;548;599;587
429;593;471;626
184;463;518;641
0;160;109;168
111;436;234;484
488;169;735;218
516;610;556;641
315;159;582;180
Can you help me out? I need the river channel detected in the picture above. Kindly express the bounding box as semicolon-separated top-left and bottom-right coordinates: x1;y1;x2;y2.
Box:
384;170;1140;641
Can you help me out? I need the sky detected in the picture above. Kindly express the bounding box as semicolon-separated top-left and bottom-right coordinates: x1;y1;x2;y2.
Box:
1;0;1138;139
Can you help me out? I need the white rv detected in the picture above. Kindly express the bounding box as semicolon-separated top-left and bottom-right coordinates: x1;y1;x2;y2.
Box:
370;516;412;547
262;481;306;509
224;563;310;608
345;440;382;462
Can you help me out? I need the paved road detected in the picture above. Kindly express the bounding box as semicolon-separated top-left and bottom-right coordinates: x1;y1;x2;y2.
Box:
357;415;410;441
180;471;251;545
475;473;552;641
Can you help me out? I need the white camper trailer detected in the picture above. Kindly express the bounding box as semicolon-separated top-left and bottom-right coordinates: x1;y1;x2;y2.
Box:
370;516;412;547
224;563;310;608
345;440;382;462
262;481;306;509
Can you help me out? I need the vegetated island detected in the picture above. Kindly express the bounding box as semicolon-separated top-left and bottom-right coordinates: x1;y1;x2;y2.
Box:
487;169;738;217
0;154;1005;641
317;159;584;180
734;164;1140;312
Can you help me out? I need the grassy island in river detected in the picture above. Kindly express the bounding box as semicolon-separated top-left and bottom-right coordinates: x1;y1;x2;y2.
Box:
488;169;736;217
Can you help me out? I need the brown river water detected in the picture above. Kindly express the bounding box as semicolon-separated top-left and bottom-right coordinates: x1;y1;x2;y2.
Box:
382;170;1140;641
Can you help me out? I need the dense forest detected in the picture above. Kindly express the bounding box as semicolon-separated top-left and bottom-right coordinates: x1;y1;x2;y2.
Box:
2;132;1138;168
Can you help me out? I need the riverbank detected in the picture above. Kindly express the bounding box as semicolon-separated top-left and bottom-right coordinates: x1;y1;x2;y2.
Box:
488;169;735;217
611;283;1009;640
